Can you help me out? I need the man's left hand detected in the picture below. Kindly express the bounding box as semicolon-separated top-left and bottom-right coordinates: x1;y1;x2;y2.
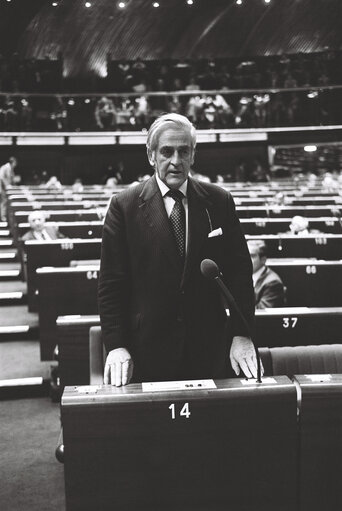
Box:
230;336;264;379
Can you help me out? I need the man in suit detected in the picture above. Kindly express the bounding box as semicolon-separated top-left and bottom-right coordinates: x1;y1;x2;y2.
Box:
21;210;65;241
98;113;261;386
248;240;285;309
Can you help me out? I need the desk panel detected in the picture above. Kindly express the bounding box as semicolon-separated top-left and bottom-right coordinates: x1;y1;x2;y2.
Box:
294;375;342;511
25;240;101;311
267;260;342;307
37;267;99;360
62;378;297;511
246;234;342;260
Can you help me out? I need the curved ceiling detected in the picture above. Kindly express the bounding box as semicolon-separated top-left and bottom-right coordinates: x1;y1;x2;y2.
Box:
1;0;340;77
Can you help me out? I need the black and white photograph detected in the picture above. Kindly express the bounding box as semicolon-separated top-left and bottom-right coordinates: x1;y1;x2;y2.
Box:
0;1;342;509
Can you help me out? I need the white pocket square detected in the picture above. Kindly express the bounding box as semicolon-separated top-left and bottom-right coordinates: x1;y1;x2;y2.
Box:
208;227;223;238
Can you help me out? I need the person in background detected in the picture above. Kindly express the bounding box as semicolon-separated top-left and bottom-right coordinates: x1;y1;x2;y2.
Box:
21;210;65;241
248;240;285;309
288;215;321;236
45;175;62;189
72;178;84;193
0;156;18;221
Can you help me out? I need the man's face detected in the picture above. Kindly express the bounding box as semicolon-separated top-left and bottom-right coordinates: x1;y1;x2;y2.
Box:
151;128;194;189
29;212;45;232
249;245;264;274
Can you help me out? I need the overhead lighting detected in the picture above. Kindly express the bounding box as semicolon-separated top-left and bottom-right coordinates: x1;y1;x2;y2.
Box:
85;2;92;7
152;2;160;7
68;99;75;106
236;0;243;5
186;0;194;4
304;145;317;153
118;1;126;8
84;99;91;104
264;0;271;3
52;1;58;5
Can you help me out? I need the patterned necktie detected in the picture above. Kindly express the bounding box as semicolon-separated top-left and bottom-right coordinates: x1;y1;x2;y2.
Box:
167;189;185;259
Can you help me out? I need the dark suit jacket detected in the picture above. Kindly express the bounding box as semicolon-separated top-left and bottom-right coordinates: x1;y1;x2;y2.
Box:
254;266;285;309
98;175;254;382
21;225;65;241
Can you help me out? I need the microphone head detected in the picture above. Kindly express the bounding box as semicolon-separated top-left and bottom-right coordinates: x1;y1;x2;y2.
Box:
200;259;220;280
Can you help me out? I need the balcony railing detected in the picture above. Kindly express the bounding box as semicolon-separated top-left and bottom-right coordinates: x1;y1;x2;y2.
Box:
0;85;340;132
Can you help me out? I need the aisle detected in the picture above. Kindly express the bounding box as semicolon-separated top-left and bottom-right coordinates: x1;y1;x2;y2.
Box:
0;222;53;394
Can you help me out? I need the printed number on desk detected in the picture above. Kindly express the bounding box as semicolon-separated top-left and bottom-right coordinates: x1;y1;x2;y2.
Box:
86;270;98;280
169;403;191;420
283;317;298;328
315;237;327;245
61;242;74;250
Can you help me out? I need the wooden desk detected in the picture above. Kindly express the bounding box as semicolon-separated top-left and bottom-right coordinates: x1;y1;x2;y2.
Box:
241;217;341;235
253;307;342;347
18;221;103;240
62;377;297;511
25;239;101;311
267;259;342;307
37;266;99;360
294;374;342;511
246;234;342;260
15;209;101;225
237;205;339;218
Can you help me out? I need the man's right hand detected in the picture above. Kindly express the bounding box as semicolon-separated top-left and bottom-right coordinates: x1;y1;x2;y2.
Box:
103;348;133;386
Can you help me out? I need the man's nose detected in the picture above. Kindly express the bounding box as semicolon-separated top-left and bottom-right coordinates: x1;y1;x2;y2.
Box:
170;150;181;166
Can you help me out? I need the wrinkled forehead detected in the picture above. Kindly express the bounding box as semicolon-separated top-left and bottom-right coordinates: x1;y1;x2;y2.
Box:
154;123;193;150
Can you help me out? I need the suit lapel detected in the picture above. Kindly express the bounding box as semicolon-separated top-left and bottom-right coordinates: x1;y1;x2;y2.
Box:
254;266;268;299
139;175;182;273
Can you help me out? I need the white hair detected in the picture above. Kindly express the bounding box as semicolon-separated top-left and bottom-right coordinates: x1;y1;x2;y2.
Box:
146;113;196;163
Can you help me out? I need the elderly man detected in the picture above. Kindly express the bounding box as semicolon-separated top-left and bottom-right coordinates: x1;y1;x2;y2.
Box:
99;113;260;386
248;240;285;309
21;210;65;241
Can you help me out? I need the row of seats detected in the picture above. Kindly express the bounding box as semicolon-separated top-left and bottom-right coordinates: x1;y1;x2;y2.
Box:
3;181;341;401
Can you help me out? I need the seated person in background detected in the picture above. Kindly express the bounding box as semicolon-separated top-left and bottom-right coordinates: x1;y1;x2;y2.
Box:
288;215;321;236
72;178;84;193
248;240;285;309
21;210;66;241
45;175;62;189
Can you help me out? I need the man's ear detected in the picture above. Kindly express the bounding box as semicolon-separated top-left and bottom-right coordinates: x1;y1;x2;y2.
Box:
148;150;155;167
190;148;195;166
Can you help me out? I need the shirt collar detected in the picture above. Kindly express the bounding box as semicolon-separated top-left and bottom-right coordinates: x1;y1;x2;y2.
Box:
155;173;188;198
253;265;265;285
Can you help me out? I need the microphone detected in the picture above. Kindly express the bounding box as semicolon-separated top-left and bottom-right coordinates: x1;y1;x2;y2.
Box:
200;258;262;383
